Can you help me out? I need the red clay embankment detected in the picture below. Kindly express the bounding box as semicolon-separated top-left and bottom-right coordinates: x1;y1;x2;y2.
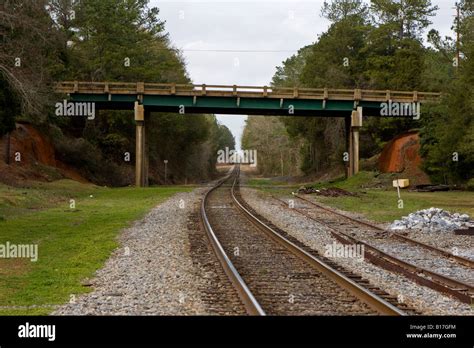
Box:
0;122;87;185
378;131;431;185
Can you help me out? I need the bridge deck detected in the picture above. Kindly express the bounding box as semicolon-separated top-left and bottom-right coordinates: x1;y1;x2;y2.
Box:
56;81;440;103
55;81;441;117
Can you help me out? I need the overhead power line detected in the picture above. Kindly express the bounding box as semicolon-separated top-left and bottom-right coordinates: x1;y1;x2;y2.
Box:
164;48;300;53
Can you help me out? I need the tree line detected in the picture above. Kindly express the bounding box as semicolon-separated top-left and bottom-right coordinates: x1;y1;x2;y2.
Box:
0;0;235;185
243;0;473;185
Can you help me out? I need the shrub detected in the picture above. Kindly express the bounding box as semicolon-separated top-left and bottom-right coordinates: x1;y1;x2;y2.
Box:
54;136;130;186
467;178;474;191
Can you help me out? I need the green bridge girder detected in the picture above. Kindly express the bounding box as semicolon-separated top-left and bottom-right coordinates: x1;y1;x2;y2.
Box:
70;93;404;117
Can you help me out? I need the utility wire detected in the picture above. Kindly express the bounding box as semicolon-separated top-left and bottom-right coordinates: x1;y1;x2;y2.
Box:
163;48;300;53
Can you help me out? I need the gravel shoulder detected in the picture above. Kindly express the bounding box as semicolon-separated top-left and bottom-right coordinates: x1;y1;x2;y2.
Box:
288;197;473;285
54;187;214;315
292;197;474;260
240;186;473;315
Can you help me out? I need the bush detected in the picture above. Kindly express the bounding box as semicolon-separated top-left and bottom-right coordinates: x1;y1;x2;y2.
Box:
54;136;130;186
467;178;474;191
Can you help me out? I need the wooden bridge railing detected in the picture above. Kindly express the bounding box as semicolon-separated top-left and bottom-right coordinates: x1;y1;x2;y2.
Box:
56;81;441;103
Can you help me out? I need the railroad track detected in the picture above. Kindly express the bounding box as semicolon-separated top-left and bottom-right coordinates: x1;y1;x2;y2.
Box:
200;167;413;315
295;194;474;268
187;204;248;315
266;193;474;305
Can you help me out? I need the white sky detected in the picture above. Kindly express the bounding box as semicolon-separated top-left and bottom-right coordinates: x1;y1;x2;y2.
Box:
152;0;457;150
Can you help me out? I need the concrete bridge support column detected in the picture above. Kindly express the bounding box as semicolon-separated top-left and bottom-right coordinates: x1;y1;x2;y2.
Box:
135;101;147;187
144;109;150;186
345;116;353;178
346;107;362;178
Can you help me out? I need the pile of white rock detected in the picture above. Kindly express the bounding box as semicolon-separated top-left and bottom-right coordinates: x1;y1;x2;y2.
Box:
390;207;472;232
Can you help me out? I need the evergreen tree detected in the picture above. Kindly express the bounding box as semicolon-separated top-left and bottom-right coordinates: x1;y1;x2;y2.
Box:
419;0;473;184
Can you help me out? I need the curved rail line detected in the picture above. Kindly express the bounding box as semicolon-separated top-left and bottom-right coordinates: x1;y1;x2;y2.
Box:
200;174;264;315
200;167;408;315
268;194;474;304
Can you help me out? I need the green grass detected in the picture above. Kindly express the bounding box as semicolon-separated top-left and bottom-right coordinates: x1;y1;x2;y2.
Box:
315;190;474;223
311;171;377;191
252;171;474;223
245;178;286;187
0;180;99;220
0;180;191;315
306;172;474;221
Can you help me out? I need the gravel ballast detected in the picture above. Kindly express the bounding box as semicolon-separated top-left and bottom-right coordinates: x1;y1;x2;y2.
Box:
54;188;212;315
240;186;473;315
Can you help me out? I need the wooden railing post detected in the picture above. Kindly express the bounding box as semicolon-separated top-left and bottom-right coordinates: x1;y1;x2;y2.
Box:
322;88;328;109
293;87;299;98
354;89;361;101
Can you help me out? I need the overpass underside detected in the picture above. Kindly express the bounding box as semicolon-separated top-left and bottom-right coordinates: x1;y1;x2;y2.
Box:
56;82;441;187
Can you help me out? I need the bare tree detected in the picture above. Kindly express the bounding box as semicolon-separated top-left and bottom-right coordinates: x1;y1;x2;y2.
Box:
0;0;64;117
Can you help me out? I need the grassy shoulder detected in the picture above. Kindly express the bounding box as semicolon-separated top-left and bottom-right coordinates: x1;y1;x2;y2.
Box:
315;189;474;223
248;172;474;223
0;180;192;315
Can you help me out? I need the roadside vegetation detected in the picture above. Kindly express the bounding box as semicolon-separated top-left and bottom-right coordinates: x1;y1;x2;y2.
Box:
0;181;191;315
0;0;235;186
247;172;474;223
242;0;473;185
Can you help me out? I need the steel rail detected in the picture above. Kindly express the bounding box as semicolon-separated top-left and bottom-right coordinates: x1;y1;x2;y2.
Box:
230;168;406;316
271;195;474;304
201;172;265;316
294;194;474;268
